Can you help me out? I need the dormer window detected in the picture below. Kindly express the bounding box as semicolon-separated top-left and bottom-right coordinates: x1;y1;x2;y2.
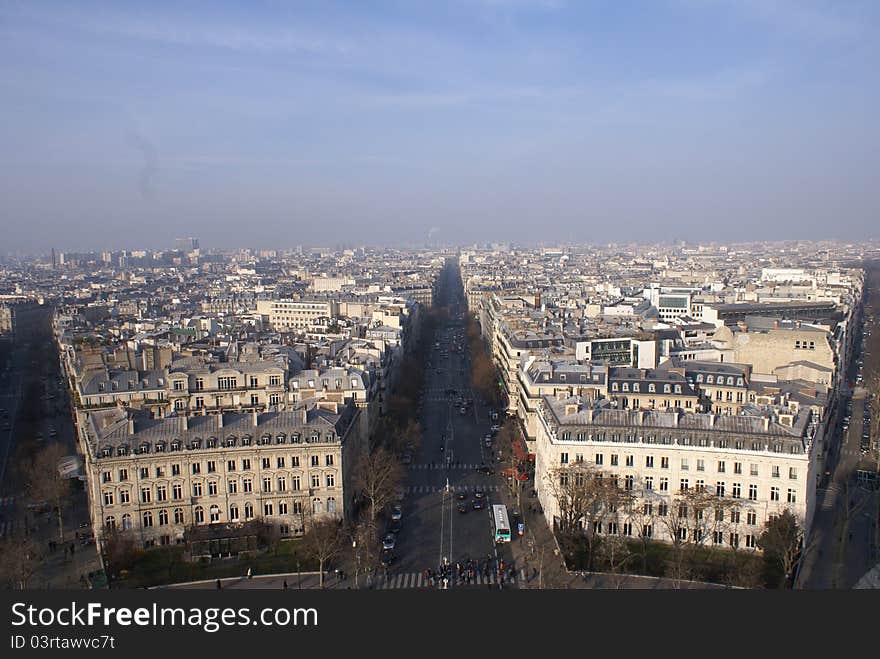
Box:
307;380;315;388
206;437;217;449
559;374;566;381
155;442;166;452
737;378;744;386
292;433;301;444
632;383;639;392
648;384;656;393
225;437;236;448
674;385;681;394
117;445;129;457
727;376;734;386
260;434;271;445
663;384;671;393
241;435;251;446
621;383;629;392
101;446;112;458
611;382;619;392
138;443;150;454
292;381;299;389
170;440;181;452
706;375;714;384
276;434;286;445
696;374;703;383
191;439;202;449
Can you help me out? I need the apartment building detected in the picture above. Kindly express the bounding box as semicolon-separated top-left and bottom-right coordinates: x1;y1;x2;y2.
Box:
80;403;366;548
256;299;336;330
534;395;817;550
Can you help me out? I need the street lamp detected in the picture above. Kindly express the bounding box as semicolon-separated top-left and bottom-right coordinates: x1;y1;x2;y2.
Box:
352;539;360;589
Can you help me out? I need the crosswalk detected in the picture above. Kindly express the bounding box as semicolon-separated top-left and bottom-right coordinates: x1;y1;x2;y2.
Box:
820;484;839;512
369;570;521;589
409;463;490;470
404;484;501;494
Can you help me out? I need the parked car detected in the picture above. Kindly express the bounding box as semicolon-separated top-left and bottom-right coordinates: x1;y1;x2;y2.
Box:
390;503;403;521
457;502;468;514
380;550;396;567
382;534;397;550
472;499;485;511
388;519;402;534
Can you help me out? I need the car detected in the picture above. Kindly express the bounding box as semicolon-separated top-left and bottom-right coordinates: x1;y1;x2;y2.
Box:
473;488;485;499
472;499;485;510
457;502;469;514
476;465;493;475
382;534;397;550
401;453;412;465
380;550;396;567
388;519;402;534
490;425;500;433
390;504;403;521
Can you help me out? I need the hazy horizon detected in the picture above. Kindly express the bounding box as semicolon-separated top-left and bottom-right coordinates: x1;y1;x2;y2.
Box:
2;1;879;251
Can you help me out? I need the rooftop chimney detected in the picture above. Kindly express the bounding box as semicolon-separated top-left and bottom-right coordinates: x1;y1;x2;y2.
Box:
182;416;188;431
128;418;135;435
218;413;223;428
252;410;258;427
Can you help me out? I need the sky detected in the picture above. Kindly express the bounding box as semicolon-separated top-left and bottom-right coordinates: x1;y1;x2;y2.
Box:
1;0;878;252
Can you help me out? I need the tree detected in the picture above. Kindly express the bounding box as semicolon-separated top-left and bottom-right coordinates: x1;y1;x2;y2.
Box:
0;534;41;589
101;526;142;583
25;443;72;543
302;518;343;589
352;446;404;545
545;463;629;570
758;509;803;588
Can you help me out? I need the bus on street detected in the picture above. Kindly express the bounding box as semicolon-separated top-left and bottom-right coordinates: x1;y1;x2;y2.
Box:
492;504;511;543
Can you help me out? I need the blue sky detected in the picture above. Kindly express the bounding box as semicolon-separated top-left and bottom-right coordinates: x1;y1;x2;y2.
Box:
1;0;878;251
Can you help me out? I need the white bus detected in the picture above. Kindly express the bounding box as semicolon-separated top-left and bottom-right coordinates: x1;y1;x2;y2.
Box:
492;504;511;544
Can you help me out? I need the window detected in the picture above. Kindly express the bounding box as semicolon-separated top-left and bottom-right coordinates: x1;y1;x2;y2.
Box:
660;478;669;492
643;502;653;515
277;477;287;492
747;510;757;525
192;482;202;497
732;483;741;499
140;487;151;503
696;459;705;472
156;485;167;502
207;460;216;473
789;467;797;480
327;497;337;514
660;456;669;469
681;458;689;470
244;503;254;520
191;463;201;475
171;464;180;477
119;489;130;504
624;475;634;490
312;498;322;514
770;487;780;502
657;503;668;517
262;477;272;493
748;484;758;501
695;479;705;493
102;471;112;484
121;514;132;530
787;489;797;503
262;457;271;470
715;482;725;497
645;456;654;468
142;511;153;528
207;481;217;496
171;483;181;500
745;534;757;549
717;461;726;473
291;456;300;468
242;477;252;493
625;455;634;467
642;524;653;538
292;476;301;491
311;455;319;467
229;504;239;521
242;458;251;471
560;452;569;465
772;465;780;478
103;491;114;506
750;464;758;477
326;473;336;487
194;507;204;524
645;476;654;490
158;509;168;526
139;467;149;480
734;462;742;475
311;474;321;489
156;467;165;478
595;453;604;465
228;479;238;494
680;479;689;492
105;516;116;530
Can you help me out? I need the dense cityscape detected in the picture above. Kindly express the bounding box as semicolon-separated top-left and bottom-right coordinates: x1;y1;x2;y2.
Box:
1;239;878;590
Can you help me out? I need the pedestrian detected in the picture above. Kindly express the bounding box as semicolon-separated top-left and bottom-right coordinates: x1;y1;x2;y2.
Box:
283;580;288;590
216;579;222;590
246;567;252;579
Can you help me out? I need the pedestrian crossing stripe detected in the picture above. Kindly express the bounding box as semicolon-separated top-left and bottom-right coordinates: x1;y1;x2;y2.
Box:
374;571;516;589
404;484;501;494
408;463;491;470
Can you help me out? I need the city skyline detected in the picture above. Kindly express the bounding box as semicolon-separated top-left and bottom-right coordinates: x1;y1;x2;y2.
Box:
2;1;879;251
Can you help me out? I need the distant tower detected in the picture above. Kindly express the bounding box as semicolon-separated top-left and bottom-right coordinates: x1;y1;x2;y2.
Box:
51;248;56;270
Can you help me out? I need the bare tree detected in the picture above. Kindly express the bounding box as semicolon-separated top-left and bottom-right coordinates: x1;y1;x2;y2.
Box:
352;446;404;545
301;518;343;589
0;534;41;589
25;442;72;543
